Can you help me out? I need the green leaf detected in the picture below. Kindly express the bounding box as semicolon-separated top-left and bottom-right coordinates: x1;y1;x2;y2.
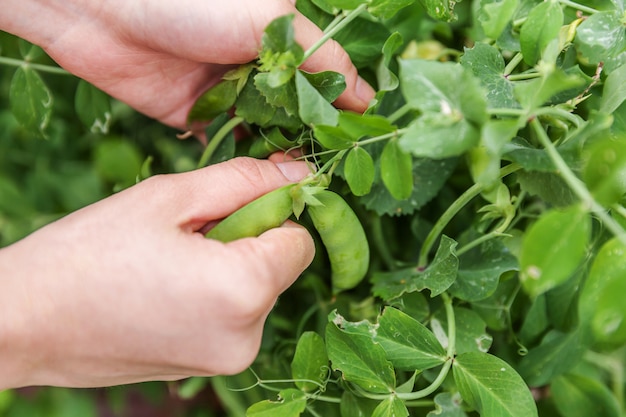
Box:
291;332;329;392
362;157;457;216
296;70;339;126
426;392;468;417
470;119;520;187
575;10;626;68
371;396;409;417
400;114;481;158
600;64;626;114
514;65;586;110
381;138;413;200
519;0;564;66
369;0;415;19
551;373;621;417
301;70;346;103
74;80;111;134
334;18;390;68
519;205;591;298
376;32;404;92
260;14;304;59
246;389;307;417
451;236;519;302
338;112;397;139
583;136;626;205
372;235;458;299
453;352;538;417
517;329;588;386
314;125;354;149
325;322;396;394
94;138;143;187
516;170;577;207
345;146;375;196
432;307;493;355
421;0;460;21
254;73;299;116
9;66;53;136
580;238;626;348
340;391;379;417
324;0;364;9
460;42;519;109
477;0;519;40
375;307;447;370
188;79;238;123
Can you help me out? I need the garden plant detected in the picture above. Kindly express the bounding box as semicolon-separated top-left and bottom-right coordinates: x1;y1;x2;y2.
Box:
1;0;626;415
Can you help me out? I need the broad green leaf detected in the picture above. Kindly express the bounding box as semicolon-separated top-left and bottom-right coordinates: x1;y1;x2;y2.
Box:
544;268;584;332
338;112;397;139
296;70;339;126
234;77;275;126
451;236;519;302
189;79;238;123
580;238;626;348
426;392;468;417
375;307;447;370
254;73;299;116
345;146;375;196
301;70;346;103
9;66;53;136
583;136;626;206
432;307;493;355
291;332;329;392
519;0;564;66
74;80;111;134
204;114;236;165
376;32;403;92
453;352;538;417
362;157;457;216
369;0;415;19
324;0;364;9
381;138;413;200
470;119;520;187
575;10;626;68
519;205;591;298
325;322;396;394
421;0;460;21
313;125;354;149
334;18;390;68
600;63;626;114
340;391;379;417
516;170;577;207
518;329;588;386
371;396;409;417
472;278;520;331
551;373;621;417
478;0;519;40
460;43;519;109
372;235;458;299
518;295;550;346
399;59;487;125
400;114;481;158
246;389;307;417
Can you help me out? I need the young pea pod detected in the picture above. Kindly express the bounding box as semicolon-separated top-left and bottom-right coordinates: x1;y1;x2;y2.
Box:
306;190;369;292
205;184;295;243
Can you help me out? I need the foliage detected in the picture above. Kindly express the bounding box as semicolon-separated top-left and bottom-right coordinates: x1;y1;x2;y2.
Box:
2;0;626;415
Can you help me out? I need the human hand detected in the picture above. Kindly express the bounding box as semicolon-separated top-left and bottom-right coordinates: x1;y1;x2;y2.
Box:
2;0;375;129
0;157;315;389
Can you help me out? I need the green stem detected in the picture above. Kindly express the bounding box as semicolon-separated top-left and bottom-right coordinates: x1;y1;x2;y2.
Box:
196;116;244;169
303;4;368;61
417;164;522;268
504;53;524;76
387;104;414;124
530;118;626;244
0;56;71;75
456;231;508;257
557;0;599;14
506;72;542;81
404;400;436;408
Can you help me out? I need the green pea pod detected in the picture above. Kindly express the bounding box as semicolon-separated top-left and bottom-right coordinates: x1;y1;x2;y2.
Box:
307;190;369;292
248;127;296;159
205;184;295;243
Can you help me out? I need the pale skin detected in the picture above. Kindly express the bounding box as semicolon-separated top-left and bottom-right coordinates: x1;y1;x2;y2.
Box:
0;0;375;390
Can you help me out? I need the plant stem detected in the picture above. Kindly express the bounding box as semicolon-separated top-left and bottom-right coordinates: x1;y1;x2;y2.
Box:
196;116;244;169
404;400;435;408
557;0;599;14
503;53;524;76
387;103;414;124
530;118;626;244
303;4;368;61
417;164;522;268
506;72;542;81
0;56;71;75
456;231;509;257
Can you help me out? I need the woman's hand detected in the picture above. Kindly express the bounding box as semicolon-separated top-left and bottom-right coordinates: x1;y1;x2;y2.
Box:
0;157;315;389
2;0;375;129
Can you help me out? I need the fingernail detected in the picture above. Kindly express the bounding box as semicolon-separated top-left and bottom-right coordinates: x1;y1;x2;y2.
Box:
356;76;376;106
276;161;312;182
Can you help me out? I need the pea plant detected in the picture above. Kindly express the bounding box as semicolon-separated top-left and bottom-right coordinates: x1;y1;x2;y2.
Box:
3;0;626;415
